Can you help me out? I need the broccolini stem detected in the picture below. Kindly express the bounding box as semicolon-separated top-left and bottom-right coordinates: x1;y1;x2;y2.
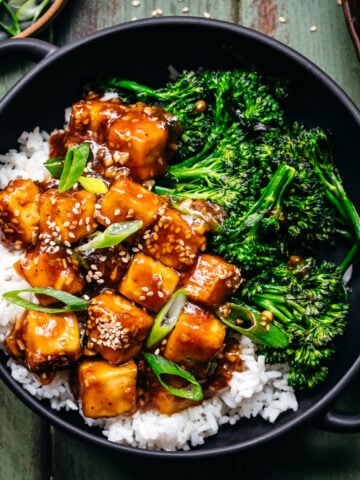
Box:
339;238;360;274
108;79;161;99
241;164;296;228
251;296;296;326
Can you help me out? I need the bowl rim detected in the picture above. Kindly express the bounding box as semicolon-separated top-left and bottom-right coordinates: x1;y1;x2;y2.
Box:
1;15;360;459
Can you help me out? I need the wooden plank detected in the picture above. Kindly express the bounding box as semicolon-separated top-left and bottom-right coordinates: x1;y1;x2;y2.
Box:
0;381;51;480
54;0;236;45
238;0;360;107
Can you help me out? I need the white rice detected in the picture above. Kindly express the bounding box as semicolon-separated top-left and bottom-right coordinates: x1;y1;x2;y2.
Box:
0;129;299;451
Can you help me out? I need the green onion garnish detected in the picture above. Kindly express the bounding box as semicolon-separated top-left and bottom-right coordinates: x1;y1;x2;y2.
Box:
78;176;109;194
146;289;187;349
0;0;21;36
144;353;203;401
2;288;90;313
44;156;64;178
14;0;51;22
58;143;90;193
76;220;143;252
216;302;289;348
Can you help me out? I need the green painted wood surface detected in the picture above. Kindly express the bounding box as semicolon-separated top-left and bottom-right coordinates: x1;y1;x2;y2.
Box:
0;1;360;479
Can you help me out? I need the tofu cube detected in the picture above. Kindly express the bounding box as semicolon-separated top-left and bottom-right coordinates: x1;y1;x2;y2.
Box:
39;188;98;244
66;98;124;145
181;254;242;307
20;310;82;372
96;175;165;230
0;179;40;250
141;207;207;270
164;302;226;365
87;292;153;364
78;359;137;418
119;253;179;312
106;102;170;180
14;241;85;305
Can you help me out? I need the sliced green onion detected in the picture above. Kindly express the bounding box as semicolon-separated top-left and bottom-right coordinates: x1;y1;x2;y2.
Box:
44;156;65;178
146;289;187;348
3;288;90;313
76;220;143;252
216;302;289;348
15;0;50;22
144;353;203;401
78;176;109;194
0;0;21;36
58;143;90;193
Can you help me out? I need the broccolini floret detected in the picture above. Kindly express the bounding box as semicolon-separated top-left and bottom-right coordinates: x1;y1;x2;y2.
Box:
233;256;350;390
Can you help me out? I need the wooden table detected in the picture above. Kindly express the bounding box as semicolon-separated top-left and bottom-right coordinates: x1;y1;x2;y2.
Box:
1;1;360;479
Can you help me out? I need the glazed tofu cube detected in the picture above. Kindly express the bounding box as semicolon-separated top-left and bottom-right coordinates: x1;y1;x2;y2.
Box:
39;188;98;244
119;252;179;312
87;292;153;364
20;310;82;372
0;179;40;250
181;254;242;308
14;241;85;305
66;98;124;145
96;175;166;230
106;102;171;180
78;359;137;418
141;207;207;271
164;302;226;366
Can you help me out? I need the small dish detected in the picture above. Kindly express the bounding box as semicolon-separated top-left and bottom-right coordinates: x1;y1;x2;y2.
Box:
342;0;360;59
0;0;68;41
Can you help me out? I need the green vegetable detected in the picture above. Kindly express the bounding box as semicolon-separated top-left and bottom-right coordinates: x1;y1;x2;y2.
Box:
144;353;203;401
44;156;64;178
0;0;21;36
146;289;187;349
2;288;90;313
58;143;90;193
76;221;143;252
14;0;50;22
92;69;287;161
78;176;109;194
213;163;296;275
238;257;350;390
216;302;289;348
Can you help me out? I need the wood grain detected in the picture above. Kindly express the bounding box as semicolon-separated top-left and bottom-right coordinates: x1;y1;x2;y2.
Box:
0;1;360;479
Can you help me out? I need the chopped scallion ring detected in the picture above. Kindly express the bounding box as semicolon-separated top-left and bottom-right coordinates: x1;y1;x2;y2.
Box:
144;353;203;401
216;302;289;348
78;176;109;194
146;289;187;348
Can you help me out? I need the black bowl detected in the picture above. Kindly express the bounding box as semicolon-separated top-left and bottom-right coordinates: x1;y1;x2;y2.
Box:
0;17;360;459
